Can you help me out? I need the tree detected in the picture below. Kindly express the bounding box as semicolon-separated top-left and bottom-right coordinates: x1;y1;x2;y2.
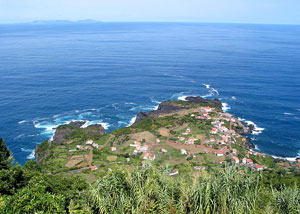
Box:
0;138;11;169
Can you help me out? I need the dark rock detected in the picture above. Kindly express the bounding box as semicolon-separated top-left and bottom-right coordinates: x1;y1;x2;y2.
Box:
185;96;222;109
133;96;222;125
84;124;105;135
133;101;189;125
247;142;256;150
68;121;85;127
52;126;73;143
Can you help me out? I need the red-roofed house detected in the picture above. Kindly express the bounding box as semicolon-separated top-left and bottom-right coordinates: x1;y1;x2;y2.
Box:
232;156;239;164
204;106;212;112
188;137;195;144
253;164;263;171
210;128;217;134
215;150;225;157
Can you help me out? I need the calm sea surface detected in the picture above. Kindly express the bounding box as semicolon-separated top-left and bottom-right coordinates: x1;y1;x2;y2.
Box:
0;22;299;164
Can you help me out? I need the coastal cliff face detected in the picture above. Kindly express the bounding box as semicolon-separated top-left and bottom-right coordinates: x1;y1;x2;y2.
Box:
133;96;222;125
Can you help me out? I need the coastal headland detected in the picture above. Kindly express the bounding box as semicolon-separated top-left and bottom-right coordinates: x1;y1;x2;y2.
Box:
34;96;300;177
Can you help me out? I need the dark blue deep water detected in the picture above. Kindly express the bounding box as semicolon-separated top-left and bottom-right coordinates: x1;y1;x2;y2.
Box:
0;22;299;164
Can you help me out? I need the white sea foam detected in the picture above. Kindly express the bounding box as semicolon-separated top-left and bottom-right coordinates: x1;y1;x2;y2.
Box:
203;84;210;89
21;148;35;160
125;102;136;105
221;103;231;112
18;120;28;125
284;112;294;115
81;120;110;129
232;96;237;101
150;97;161;104
271;155;297;162
244;120;264;135
211;88;219;95
27;150;35;159
128;116;137;126
14;134;25;139
178;96;187;101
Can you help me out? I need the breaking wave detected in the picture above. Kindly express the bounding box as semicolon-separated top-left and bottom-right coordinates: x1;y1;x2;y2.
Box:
238;118;265;135
21;148;35;160
284;112;294;115
80;120;110;129
18;120;28;125
222;103;231;112
128;116;137;126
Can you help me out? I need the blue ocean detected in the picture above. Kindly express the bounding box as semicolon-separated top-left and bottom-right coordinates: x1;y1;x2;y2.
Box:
0;22;299;164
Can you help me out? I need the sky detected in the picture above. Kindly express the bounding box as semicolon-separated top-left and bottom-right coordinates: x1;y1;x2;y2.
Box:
0;0;300;24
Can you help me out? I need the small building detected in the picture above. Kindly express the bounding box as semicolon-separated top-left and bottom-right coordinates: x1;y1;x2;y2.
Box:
178;137;185;141
169;169;179;176
232;156;239;164
243;158;253;165
130;141;141;147
156;138;161;143
181;149;188;155
188;137;195;144
253;164;263;171
92;143;99;148
161;148;168;153
210;128;218;134
149;154;156;161
90;166;98;171
143;152;150;159
206;115;212;120
139;144;149;153
111;147;117;152
76;145;83;150
215;151;225;157
86;140;94;145
204;106;212;112
220;126;228;133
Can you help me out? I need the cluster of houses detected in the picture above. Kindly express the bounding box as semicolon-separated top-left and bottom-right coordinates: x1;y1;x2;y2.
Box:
76;140;99;151
176;107;267;172
230;150;264;171
130;139;156;161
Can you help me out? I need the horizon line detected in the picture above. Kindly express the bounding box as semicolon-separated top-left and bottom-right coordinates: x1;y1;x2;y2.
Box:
1;20;300;26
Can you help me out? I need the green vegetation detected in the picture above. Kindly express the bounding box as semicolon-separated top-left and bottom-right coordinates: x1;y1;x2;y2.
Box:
0;138;11;169
1;138;300;213
2;101;300;213
88;165;300;214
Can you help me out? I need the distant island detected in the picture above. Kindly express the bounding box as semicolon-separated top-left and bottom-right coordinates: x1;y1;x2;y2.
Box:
9;19;102;25
1;97;300;213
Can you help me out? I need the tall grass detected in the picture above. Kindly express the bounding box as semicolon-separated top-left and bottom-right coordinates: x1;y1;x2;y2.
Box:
88;165;300;214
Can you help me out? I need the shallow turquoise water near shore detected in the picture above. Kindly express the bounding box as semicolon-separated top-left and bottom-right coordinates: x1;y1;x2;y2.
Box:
0;22;299;164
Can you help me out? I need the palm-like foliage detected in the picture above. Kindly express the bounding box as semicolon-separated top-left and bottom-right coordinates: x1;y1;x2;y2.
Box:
88;165;300;214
